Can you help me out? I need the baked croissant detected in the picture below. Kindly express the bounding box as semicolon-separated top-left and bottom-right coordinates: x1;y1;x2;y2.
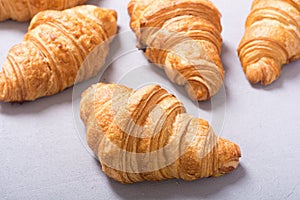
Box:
80;83;241;184
0;5;117;102
0;0;87;22
238;0;300;85
128;0;224;101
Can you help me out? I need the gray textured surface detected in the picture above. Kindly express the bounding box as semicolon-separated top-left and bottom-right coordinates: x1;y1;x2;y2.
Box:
1;0;300;199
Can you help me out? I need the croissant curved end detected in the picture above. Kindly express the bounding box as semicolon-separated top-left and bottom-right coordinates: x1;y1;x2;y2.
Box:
185;82;209;101
218;159;240;176
245;57;281;85
216;140;241;176
0;72;6;101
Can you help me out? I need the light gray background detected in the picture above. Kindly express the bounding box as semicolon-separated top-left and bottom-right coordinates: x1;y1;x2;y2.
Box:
1;0;300;199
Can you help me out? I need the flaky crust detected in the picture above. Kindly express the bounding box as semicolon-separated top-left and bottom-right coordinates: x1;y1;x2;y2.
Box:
128;0;224;101
0;0;87;22
238;0;300;85
0;5;117;102
80;83;241;184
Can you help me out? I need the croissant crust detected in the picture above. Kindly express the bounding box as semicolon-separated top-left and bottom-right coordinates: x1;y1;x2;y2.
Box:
0;0;88;22
0;5;117;102
238;0;300;85
80;83;241;184
128;0;224;101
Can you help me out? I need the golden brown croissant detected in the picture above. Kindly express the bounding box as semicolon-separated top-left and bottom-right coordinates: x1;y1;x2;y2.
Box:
238;0;300;85
0;0;87;22
80;83;241;184
0;5;117;102
128;0;224;101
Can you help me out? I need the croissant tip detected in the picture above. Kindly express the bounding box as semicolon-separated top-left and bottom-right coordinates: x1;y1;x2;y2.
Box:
245;58;280;85
110;10;118;20
246;69;276;86
218;160;240;176
185;82;210;101
216;141;241;176
0;73;6;102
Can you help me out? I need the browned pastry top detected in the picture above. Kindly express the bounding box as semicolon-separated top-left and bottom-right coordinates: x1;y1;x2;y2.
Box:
238;0;300;84
128;0;225;101
80;83;241;183
0;0;88;21
0;5;117;102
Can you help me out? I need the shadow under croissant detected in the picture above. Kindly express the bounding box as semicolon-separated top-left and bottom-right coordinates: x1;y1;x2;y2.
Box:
0;20;29;32
220;43;236;73
0;87;73;115
107;164;246;199
87;0;102;6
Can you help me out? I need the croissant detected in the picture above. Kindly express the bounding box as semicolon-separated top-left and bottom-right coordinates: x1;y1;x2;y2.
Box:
0;0;87;22
0;5;117;102
238;0;300;85
128;0;224;101
80;83;241;184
